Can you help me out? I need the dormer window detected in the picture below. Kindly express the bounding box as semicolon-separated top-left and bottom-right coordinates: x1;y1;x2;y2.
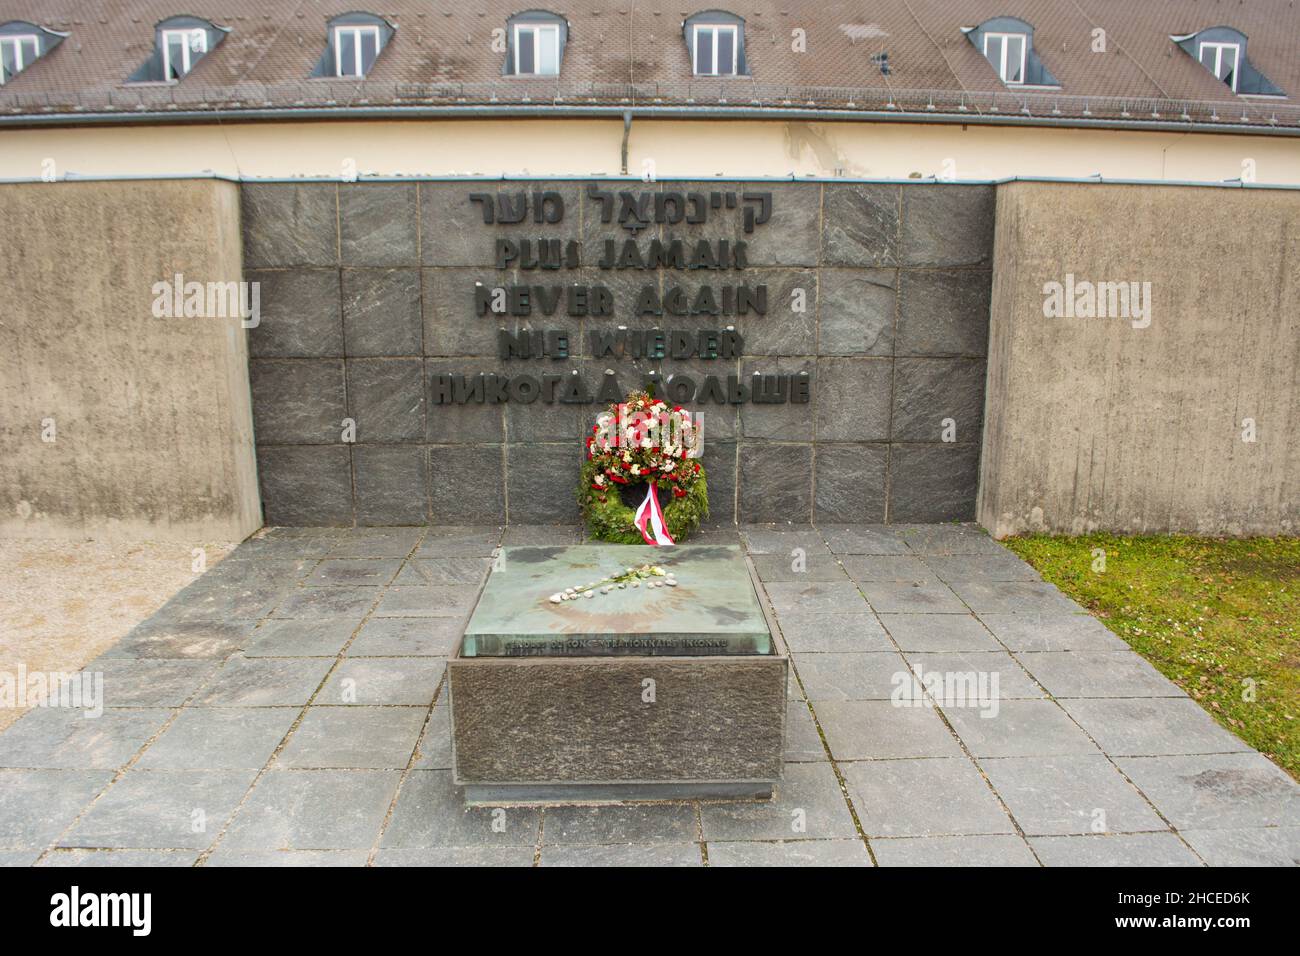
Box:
684;11;748;77
1171;28;1282;96
0;21;66;84
128;16;228;83
505;11;567;76
962;17;1058;89
983;32;1026;85
162;27;207;80
312;13;394;79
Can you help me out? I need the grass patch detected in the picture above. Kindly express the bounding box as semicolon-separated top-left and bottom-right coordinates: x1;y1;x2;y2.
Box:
1002;534;1299;780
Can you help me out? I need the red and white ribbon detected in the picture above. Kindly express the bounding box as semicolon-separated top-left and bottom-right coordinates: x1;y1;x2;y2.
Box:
633;482;676;547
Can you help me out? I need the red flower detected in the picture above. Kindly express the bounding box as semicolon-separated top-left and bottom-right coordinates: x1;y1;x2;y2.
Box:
673;487;687;498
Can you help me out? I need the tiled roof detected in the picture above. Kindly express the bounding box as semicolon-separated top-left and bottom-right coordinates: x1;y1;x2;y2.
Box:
1;0;1297;132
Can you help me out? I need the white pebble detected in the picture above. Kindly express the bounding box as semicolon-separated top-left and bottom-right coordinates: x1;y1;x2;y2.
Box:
549;594;563;603
665;579;678;587
584;591;594;599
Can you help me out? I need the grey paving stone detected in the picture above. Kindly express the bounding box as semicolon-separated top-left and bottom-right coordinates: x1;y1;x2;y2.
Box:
861;582;966;614
896;269;992;357
842;757;1012;838
706;838;871;867
500;525;585;547
414;526;503;557
902;651;1046;699
412;705;451;770
192;657;333;707
242;183;337;268
739;526;831;555
818;524;910;555
842;554;940;584
1029;833;1202;867
699;762;858;842
822;183;899;267
887;446;981;523
899;185;995;267
813;444;889;524
38;848;200;867
250;359;348;445
243;617;362;657
871;834;1037;867
307;559;403;588
818;268;896;356
276;707;425;770
785;700;826;762
273;587;381;619
763;581;867;614
381;770;540;848
339;184;418;265
1060;698;1251;757
348;618;460;657
947;580;1081;615
812;700;964;760
136;709;297;770
752;552;848;582
891;358;986;443
95;619;257;661
429;446;507;523
1015;650;1186;698
983;755;1168;836
393;557;492;587
794;651;911;702
341;267;422;357
813;358;892;441
1115;753;1300;830
1179;826;1300;867
199;556;318;587
372;586;473;618
327;527;426;559
541;804;698;845
61;769;258;849
0;770;113;848
221;769;401;850
879;614;1000;654
225;534;339;560
941;699;1100;758
894;523;1005;555
0;709;171;770
95;660;219;707
977;613;1128;652
204;848;369;867
247;269;343;358
541;843;702;867
158;583;287;621
923;553;1042;583
738;445;813;523
318;659;444;706
257;445;354;527
775;612;895;653
372;847;535;867
0;851;40;866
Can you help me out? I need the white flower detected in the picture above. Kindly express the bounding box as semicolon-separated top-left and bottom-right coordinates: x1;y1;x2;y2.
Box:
630;464;641;475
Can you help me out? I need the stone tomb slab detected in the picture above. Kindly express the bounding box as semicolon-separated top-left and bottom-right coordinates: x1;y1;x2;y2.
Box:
449;545;786;804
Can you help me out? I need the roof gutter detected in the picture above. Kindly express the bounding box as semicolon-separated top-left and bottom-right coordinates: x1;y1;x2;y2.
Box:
0;103;1297;136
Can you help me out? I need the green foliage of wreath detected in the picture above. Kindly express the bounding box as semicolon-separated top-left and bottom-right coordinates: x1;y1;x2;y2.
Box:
578;458;709;544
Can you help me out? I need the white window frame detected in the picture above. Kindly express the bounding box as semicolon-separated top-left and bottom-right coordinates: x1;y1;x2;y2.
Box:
1198;40;1241;92
333;24;381;78
512;23;560;76
161;27;207;80
0;33;40;84
691;23;739;77
983;31;1027;85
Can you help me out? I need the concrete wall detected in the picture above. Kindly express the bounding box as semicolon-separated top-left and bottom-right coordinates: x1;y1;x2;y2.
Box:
1;118;1298;185
979;182;1300;538
243;181;994;526
0;180;262;542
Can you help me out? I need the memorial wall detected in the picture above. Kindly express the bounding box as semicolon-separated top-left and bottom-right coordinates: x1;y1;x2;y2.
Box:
243;180;995;526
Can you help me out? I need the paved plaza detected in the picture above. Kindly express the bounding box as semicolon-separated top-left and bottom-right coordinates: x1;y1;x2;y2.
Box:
1;524;1296;867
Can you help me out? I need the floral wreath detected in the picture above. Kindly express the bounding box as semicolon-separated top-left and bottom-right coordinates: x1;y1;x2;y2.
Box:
578;390;708;545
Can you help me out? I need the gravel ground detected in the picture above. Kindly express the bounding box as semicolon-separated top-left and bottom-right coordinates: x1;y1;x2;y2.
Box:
0;538;238;732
